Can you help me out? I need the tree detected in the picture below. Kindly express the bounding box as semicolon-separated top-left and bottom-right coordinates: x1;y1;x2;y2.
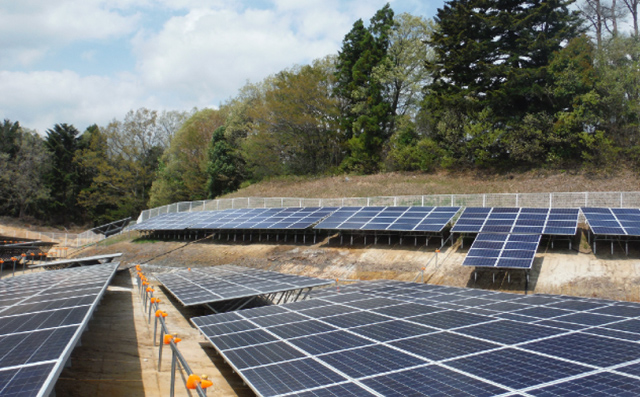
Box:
579;0;629;46
206;126;244;198
426;0;583;121
335;3;395;173
377;13;435;120
622;0;639;37
0;119;21;158
78;108;172;222
149;109;225;207
44;123;82;223
243;57;342;177
0;130;51;218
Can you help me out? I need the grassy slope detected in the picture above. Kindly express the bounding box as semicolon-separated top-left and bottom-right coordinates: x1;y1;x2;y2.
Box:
223;169;640;199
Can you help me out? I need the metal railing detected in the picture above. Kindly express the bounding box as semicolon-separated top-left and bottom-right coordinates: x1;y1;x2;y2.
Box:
0;226;104;248
136;191;640;224
135;265;211;396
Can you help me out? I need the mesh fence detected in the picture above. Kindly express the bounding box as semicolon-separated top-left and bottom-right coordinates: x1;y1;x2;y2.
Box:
136;191;640;224
0;227;103;249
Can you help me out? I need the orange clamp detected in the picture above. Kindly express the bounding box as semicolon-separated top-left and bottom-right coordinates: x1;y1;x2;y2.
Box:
200;375;213;389
163;334;173;344
162;311;168;318
150;298;157;303
155;309;163;317
186;374;201;389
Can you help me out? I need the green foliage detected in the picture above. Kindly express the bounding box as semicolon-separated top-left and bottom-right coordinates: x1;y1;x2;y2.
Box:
0;119;21;158
336;4;395;173
0;128;51;218
426;0;582;120
242;58;342;178
385;118;444;171
43;123;83;223
148;109;222;207
207;126;245;198
580;130;619;168
77;108;174;224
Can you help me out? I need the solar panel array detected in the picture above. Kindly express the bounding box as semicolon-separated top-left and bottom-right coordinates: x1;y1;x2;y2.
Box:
156;265;333;307
193;280;640;397
0;263;118;397
133;207;339;231
452;207;580;235
314;206;461;232
581;207;640;236
29;253;122;269
462;233;542;269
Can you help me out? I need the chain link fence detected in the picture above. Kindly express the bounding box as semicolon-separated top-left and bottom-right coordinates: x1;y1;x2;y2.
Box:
136;191;640;224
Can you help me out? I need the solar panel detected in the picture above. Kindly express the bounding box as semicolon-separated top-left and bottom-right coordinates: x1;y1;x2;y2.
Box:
452;207;580;235
133;207;340;231
155;265;333;306
192;279;640;396
0;263;118;397
28;253;122;269
581;207;640;236
462;233;541;269
314;206;460;232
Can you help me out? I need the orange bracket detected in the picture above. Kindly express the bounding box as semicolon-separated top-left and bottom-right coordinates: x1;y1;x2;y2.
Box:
186;374;201;389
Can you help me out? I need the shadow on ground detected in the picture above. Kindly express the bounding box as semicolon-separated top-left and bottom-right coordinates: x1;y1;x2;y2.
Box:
55;270;146;396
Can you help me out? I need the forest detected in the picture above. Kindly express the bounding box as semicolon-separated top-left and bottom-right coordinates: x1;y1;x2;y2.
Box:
2;0;640;226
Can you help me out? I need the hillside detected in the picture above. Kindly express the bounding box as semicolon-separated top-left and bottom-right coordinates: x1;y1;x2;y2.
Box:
223;169;640;199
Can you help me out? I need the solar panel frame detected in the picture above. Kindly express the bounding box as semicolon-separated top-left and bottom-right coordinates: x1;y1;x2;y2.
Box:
581;207;640;236
0;263;118;397
314;206;460;232
192;279;640;396
462;233;541;269
451;207;580;235
156;265;334;307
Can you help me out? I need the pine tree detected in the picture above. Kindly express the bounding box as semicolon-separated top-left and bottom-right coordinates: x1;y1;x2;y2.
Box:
206;126;244;198
425;0;583;122
335;3;395;173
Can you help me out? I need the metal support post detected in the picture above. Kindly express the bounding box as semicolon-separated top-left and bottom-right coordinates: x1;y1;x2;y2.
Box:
170;349;177;397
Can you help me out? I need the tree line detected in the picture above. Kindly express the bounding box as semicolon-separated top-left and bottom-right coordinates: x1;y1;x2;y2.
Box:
2;0;640;226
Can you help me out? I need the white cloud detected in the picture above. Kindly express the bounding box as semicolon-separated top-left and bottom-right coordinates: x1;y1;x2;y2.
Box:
131;1;391;107
0;70;147;133
0;0;428;132
0;0;139;67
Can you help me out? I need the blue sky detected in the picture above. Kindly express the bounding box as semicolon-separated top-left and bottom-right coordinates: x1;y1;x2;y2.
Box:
0;0;445;133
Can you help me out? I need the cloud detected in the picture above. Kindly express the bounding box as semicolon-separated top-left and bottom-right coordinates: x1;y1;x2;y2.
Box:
0;0;139;67
0;0;425;132
0;70;147;132
131;0;391;107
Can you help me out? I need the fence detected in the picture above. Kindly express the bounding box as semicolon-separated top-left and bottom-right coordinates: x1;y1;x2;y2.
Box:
136;191;640;224
0;226;103;249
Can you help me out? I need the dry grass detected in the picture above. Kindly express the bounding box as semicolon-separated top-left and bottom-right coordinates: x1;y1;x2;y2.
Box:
224;168;640;199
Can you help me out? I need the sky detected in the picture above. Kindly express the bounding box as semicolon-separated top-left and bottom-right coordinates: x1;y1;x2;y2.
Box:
0;0;444;134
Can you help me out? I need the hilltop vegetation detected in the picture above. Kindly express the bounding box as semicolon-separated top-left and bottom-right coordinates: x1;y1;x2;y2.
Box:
2;0;640;226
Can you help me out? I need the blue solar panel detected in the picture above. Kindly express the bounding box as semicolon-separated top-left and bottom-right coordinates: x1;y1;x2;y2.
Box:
582;207;640;236
463;233;541;269
314;206;460;232
191;279;640;397
452;207;579;235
